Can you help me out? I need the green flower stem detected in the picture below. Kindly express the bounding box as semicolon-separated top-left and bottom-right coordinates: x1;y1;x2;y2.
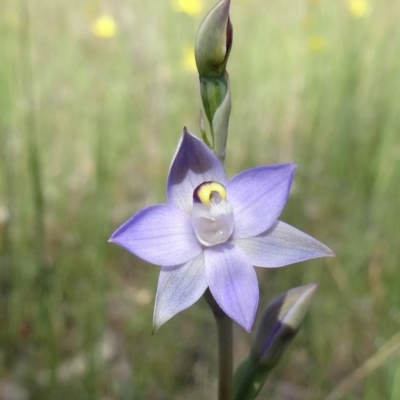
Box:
216;311;233;400
204;289;233;400
200;75;227;135
233;357;270;400
210;72;231;165
199;72;231;165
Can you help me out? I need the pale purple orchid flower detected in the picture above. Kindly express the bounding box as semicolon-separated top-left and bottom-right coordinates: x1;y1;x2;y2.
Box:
109;129;333;332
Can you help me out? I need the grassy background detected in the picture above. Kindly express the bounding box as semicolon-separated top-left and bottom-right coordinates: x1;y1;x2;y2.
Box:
1;0;400;398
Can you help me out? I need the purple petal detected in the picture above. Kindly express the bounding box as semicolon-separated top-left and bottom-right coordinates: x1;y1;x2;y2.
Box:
167;129;227;212
153;253;207;331
234;221;335;268
227;164;296;238
109;204;202;267
204;243;258;332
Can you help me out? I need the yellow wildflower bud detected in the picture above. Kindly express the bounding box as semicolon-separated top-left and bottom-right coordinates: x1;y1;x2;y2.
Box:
92;14;117;39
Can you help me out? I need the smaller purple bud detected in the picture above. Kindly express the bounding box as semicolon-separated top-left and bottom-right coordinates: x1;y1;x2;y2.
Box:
233;284;318;400
252;283;319;368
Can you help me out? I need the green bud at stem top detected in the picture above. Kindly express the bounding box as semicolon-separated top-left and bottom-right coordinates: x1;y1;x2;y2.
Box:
195;0;233;164
195;0;232;77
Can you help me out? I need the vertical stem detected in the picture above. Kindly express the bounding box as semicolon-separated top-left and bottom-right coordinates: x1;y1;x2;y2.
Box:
18;0;46;261
205;289;233;400
216;311;233;400
211;72;231;166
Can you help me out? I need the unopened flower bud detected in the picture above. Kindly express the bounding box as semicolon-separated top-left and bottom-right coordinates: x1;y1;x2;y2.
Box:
195;0;232;77
233;283;318;400
195;0;233;163
252;283;318;367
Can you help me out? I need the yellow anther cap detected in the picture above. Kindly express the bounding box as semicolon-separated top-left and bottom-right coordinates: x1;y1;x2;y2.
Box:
193;181;227;206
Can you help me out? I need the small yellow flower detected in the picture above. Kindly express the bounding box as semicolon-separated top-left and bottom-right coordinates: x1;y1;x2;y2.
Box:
307;35;327;53
182;45;197;73
348;0;371;18
172;0;203;18
92;14;117;38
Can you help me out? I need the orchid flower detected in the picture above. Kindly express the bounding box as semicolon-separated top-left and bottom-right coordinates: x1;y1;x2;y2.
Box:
109;129;333;332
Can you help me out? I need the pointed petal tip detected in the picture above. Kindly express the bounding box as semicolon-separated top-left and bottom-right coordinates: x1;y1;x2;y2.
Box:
279;162;297;173
229;313;254;333
244;321;253;333
108;233;116;243
245;305;258;331
229;302;256;332
287;163;297;177
316;247;335;261
221;287;258;333
321;244;336;258
179;127;201;148
182;126;198;141
108;226;122;243
152;317;166;334
152;318;161;334
308;240;335;260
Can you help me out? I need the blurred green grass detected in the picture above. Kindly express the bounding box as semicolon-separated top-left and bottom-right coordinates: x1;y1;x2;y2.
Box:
1;0;400;399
